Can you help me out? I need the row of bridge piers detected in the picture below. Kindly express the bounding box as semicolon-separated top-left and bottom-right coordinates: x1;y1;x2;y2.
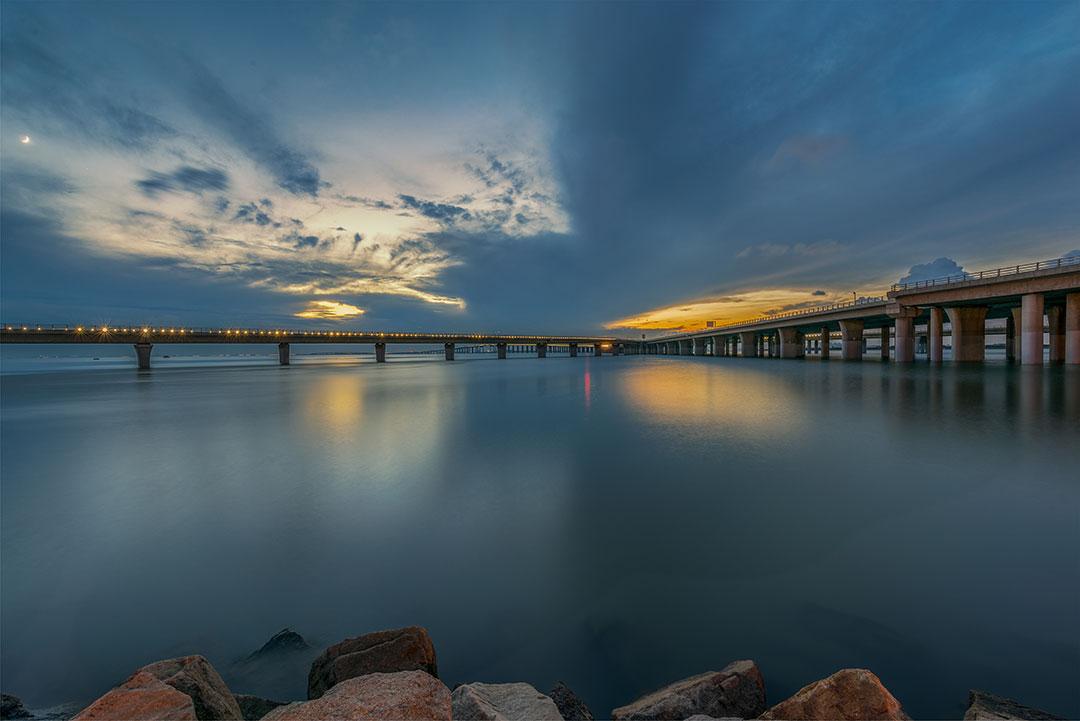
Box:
647;292;1080;364
131;340;622;369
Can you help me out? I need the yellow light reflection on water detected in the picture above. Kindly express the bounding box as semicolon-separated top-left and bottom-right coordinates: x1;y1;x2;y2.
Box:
618;362;804;437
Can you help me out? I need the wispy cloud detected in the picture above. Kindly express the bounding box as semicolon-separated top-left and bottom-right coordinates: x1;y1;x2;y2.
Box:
294;300;366;320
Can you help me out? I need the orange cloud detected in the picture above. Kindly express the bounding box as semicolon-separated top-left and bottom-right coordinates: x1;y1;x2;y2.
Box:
605;288;843;332
294;300;366;320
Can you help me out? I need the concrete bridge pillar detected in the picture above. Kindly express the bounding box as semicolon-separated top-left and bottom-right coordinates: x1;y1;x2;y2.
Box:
569;342;578;358
820;326;831;359
1066;293;1080;364
839;319;864;361
444;342;456;361
928;307;944;363
595;343;603;358
278;342;290;366
375;341;387;362
718;336;728;356
1047;305;1065;363
892;307;917;362
945;306;989;362
739;331;756;357
692;337;703;356
497;342;508;359
777;327;804;358
879;326;890;360
134;342;153;370
537;342;548;358
1021;293;1043;365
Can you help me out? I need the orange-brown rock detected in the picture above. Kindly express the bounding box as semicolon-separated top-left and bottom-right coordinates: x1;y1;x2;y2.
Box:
307;626;437;699
759;669;909;720
611;660;765;720
264;671;451;721
72;671;196;721
140;655;242;720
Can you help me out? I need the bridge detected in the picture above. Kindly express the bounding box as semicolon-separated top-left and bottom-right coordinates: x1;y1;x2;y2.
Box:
0;326;631;369
645;255;1080;364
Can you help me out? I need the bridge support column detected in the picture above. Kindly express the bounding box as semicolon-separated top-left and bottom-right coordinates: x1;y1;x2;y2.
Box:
820;326;831;359
537;342;547;358
1047;305;1065;363
1067;293;1080;364
928;307;944;363
879;326;890;360
375;342;386;362
134;342;153;370
278;342;290;366
945;306;989;362
1021;294;1043;365
777;327;804;358
444;342;455;361
568;342;577;358
497;342;508;359
739;331;756;357
718;336;728;356
595;343;603;358
891;306;917;362
839;319;864;361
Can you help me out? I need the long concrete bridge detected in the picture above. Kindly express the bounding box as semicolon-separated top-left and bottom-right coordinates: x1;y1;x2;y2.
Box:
0;327;632;369
645;255;1080;364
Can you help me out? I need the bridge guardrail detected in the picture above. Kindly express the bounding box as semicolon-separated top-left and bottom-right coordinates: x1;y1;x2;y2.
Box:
890;255;1080;292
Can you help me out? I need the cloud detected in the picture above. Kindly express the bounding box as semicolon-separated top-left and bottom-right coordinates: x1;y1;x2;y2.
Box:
294;300;366;320
736;241;842;259
135;165;229;197
1063;249;1080;258
184;62;323;196
898;257;965;284
336;194;394;210
397;194;472;223
811;289;827;296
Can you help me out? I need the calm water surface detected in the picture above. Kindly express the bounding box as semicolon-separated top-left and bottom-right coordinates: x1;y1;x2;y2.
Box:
1;350;1078;718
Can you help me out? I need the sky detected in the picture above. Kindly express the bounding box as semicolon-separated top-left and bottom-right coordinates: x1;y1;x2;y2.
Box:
2;1;1079;336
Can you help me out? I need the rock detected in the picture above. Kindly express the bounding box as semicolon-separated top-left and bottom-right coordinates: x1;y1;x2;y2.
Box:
549;682;593;721
307;626;438;699
2;695;32;719
234;695;287;721
759;668;909;720
72;671;196;721
246;630;310;662
963;690;1065;720
263;671;451;721
451;682;564;721
140;655;243;721
610;660;766;720
24;703;81;721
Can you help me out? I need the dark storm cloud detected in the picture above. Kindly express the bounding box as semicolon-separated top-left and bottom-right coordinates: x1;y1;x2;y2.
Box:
336;194;394;210
183;62;323;196
233;202;273;226
0;34;175;150
135;166;230;197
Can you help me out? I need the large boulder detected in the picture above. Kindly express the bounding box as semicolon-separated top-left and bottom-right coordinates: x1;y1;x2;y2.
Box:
549;682;594;721
234;695;287;721
72;671;196;721
1;695;32;720
263;671;450;721
611;661;765;720
307;627;437;699
245;630;309;662
451;682;564;721
140;655;242;721
963;690;1065;720
759;669;909;720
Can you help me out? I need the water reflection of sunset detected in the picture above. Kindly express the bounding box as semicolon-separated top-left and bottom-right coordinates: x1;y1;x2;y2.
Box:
618;362;803;435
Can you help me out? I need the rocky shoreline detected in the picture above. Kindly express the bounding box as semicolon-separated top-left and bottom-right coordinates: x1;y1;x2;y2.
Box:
0;626;1066;721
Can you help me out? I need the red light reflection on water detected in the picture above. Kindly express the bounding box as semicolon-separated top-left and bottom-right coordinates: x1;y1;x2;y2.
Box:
584;369;591;409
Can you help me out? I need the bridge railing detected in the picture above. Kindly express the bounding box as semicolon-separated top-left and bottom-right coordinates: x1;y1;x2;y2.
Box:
890;254;1080;292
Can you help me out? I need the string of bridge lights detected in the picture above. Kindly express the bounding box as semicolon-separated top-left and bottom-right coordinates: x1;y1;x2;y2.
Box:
1;325;614;342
